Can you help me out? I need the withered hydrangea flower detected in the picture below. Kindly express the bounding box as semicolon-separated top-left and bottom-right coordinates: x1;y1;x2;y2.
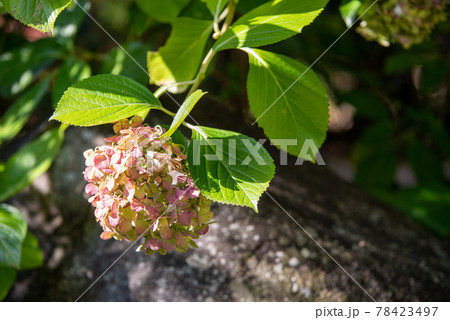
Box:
83;116;213;255
357;0;448;49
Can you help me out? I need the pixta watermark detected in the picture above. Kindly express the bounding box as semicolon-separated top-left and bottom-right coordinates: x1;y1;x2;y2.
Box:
190;138;325;166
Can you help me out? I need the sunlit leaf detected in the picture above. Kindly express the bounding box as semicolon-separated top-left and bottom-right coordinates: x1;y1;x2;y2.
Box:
51;74;161;126
2;0;72;34
214;0;328;51
147;18;213;93
245;48;329;157
187;126;275;212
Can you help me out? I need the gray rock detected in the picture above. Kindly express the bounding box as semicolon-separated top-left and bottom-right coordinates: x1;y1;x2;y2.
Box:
7;115;450;302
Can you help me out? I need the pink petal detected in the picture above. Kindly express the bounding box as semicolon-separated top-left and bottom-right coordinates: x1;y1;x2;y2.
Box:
168;170;185;185
146;238;161;251
175;188;188;200
166;190;178;204
161;240;175;251
95;207;108;219
195;225;209;235
160;227;172;240
118;219;132;233
189;189;200;198
144;205;159;220
128;167;140;180
108;204;120;227
83;166;95;181
131;147;143;158
94;154;110;170
131;199;144;212
104;135;119;143
106;178;117;191
85;183;98;195
176;233;187;247
162;180;173;191
178;211;191;226
100;231;114;240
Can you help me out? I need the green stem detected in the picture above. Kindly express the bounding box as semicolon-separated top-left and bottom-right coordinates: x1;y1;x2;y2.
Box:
219;0;237;36
186;0;237;97
154;80;196;98
187;48;216;96
212;6;229;39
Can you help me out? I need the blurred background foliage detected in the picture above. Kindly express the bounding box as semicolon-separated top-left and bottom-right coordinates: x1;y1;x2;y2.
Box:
0;0;449;298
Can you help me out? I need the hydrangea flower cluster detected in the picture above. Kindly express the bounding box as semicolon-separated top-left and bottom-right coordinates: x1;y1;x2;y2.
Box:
357;0;448;48
83;117;213;255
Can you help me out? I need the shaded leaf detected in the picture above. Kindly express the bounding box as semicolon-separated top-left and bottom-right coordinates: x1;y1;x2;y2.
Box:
351;122;396;190
100;42;150;85
0;39;62;97
0;204;27;268
379;186;450;237
201;0;229;16
236;0;269;13
52;57;91;107
53;0;89;45
407;139;444;186
341;90;390;120
135;0;190;22
0;266;16;301
0;77;50;143
0;126;65;202
19;231;43;270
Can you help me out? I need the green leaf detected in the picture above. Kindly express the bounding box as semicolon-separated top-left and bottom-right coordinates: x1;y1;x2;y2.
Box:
51;74;162;126
378;185;450;236
351;122;396;190
100;41;150;85
0;39;62;97
128;3;153;37
147;18;213;93
236;0;269;14
0;204;27;268
213;0;328;51
0;266;16;301
339;0;365;27
2;0;72;34
162;90;206;137
341;90;389;120
178;0;212;20
0;126;65;202
0;77;50;143
53;0;89;45
19;231;43;270
52;57;91;107
201;0;229;17
405;109;450;159
406;139;444;186
244;48;329;157
187;126;275;212
135;0;190;22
